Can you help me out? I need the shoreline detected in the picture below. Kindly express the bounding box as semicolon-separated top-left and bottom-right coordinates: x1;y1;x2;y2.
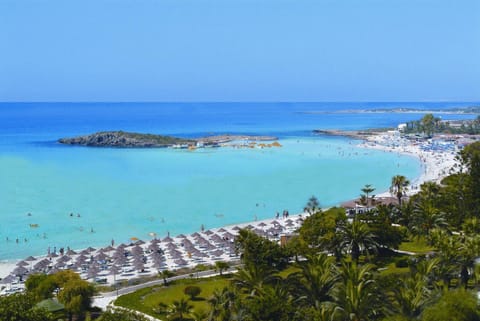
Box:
356;132;459;196
0;131;462;282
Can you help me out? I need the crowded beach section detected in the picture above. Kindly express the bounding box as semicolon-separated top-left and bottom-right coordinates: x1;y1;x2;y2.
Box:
0;212;302;295
0;127;472;295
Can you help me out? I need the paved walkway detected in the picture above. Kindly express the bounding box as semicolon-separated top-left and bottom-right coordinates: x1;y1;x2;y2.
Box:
93;267;238;310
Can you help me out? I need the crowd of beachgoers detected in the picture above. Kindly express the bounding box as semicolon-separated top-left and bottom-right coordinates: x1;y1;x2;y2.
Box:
0;130;468;295
358;131;463;196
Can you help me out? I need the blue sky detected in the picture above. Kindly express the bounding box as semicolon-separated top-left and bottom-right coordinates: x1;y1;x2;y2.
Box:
1;0;479;102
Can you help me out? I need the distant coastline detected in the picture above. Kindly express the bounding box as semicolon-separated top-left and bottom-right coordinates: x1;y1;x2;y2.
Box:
299;106;480;115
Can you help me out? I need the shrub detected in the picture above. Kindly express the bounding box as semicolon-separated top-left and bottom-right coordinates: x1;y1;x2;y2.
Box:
183;286;201;300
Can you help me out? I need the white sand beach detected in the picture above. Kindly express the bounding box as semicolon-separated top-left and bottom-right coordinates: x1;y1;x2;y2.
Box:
0;212;304;294
358;131;460;196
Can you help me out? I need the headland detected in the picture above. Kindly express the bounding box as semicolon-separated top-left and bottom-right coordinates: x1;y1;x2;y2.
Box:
58;131;278;148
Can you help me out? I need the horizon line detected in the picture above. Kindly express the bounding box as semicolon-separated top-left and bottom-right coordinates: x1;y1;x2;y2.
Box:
1;100;479;104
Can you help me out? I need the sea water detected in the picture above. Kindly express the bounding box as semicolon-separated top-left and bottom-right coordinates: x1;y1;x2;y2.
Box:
0;102;476;260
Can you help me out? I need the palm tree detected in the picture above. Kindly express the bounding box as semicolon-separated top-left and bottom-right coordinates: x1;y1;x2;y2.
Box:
360;184;375;207
339;220;378;263
304;195;321;214
191;309;209;321
159;269;175;286
390;175;410;207
411;200;448;237
215;261;229;276
291;253;339;309
333;262;382;321
233;264;279;297
208;287;236;321
457;236;480;289
166;298;193;321
391;274;432;319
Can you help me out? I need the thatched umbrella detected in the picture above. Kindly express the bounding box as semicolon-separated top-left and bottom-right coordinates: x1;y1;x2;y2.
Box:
210;234;223;243
87;264;100;279
34;259;50;271
66;249;77;255
16;260;29;267
95;252;108;261
113;256;128;265
0;274;17;284
174;258;188;266
13;266;29;276
57;255;72;263
131;245;143;255
134;261;145;271
223;232;235;240
210;249;224;257
169;249;183;257
25;255;36;261
47;268;59;275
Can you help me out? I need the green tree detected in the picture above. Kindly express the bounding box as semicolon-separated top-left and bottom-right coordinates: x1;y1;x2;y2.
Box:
421;289;480;321
297;207;346;259
207;287;237;321
184;286;202;300
420;114;436;137
0;293;55;321
57;278;95;321
25;273;56;301
333;262;383;321
235;229;289;270
391;274;433;319
390;175;410;207
292;253;338;309
358;204;404;250
214;261;229;276
411;199;448;238
233;264;279;297
241;284;298;321
304;195;321;214
166;298;193;321
458;141;480;216
339;220;378;263
360;184;375;207
159;270;176;286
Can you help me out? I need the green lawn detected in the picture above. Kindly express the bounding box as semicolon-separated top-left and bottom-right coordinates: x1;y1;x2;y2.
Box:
115;275;231;317
398;237;434;254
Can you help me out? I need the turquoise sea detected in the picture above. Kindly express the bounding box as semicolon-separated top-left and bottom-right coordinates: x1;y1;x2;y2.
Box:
0;102;477;260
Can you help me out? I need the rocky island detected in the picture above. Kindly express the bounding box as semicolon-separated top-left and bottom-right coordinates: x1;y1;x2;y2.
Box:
58;131;278;148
